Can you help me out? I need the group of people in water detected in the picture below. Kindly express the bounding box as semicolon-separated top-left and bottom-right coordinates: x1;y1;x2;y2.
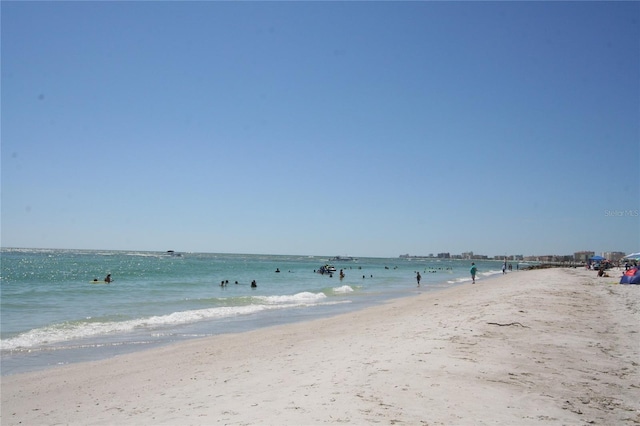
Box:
220;279;257;288
94;274;261;287
419;262;480;285
501;263;515;274
98;262;515;289
92;274;112;283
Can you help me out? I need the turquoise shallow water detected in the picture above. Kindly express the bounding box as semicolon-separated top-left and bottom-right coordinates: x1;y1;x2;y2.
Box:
0;248;505;375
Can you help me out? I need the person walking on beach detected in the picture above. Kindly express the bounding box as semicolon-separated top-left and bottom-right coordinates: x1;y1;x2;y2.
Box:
416;271;421;287
470;263;477;284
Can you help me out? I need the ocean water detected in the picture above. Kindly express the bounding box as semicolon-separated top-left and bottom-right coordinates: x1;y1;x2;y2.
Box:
0;248;506;375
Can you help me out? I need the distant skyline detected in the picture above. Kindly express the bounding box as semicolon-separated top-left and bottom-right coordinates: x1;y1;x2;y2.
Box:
2;2;638;258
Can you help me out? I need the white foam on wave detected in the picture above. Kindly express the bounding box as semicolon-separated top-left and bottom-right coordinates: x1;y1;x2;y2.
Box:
256;291;327;304
447;269;506;284
332;285;354;294
0;292;341;351
480;269;503;277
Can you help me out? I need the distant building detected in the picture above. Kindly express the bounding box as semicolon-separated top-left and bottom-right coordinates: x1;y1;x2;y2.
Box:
574;251;595;263
603;252;626;262
437;252;450;259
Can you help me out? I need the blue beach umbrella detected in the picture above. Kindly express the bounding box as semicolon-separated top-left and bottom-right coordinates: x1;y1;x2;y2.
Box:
589;255;605;261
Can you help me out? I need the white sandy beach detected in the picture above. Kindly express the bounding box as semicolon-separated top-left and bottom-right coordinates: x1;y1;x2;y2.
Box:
2;267;639;425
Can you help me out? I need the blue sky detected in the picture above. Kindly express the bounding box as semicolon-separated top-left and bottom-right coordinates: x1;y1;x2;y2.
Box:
2;2;638;258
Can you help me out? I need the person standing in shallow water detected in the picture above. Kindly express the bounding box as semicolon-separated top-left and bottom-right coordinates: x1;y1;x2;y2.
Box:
470;263;477;284
416;271;421;287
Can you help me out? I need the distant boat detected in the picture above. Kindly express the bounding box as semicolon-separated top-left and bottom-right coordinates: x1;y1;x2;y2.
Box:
166;250;183;257
317;264;337;275
329;256;357;261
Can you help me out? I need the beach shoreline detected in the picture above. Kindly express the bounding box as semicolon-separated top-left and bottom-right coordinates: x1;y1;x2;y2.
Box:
2;267;638;425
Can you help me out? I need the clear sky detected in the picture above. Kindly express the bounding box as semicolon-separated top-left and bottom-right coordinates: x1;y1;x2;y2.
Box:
2;2;638;258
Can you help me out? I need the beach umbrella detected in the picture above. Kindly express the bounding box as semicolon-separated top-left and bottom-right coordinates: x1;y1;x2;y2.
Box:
623;252;640;261
589;255;605;261
620;267;640;284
